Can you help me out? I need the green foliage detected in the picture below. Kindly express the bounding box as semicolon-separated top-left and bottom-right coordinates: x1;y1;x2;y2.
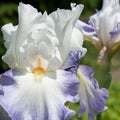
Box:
102;81;120;120
0;3;17;24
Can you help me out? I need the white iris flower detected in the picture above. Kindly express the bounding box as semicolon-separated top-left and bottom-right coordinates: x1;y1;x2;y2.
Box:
0;3;86;120
76;0;120;59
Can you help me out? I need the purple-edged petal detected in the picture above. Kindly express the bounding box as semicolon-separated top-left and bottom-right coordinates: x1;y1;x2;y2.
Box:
77;65;109;120
110;22;120;42
0;70;16;86
0;69;79;120
62;50;82;73
0;89;4;95
57;70;79;102
75;20;99;42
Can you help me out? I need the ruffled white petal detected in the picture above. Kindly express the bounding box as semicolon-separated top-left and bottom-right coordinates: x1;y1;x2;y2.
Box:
71;28;87;56
50;3;84;62
1;23;17;68
2;3;85;72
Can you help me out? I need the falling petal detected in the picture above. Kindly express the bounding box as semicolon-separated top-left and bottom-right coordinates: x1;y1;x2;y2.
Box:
77;65;109;120
0;67;80;120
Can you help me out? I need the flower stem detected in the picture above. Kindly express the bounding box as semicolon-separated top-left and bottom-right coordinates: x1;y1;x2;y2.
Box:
95;51;112;89
95;51;112;120
96;114;102;120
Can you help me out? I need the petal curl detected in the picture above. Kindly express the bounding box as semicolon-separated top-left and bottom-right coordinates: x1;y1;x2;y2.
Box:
63;50;82;73
71;28;87;55
75;20;99;42
110;22;120;42
1;24;17;68
0;69;79;120
77;65;109;120
1;3;42;69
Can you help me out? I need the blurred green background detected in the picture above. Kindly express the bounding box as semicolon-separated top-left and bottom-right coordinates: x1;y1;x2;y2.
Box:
0;0;120;120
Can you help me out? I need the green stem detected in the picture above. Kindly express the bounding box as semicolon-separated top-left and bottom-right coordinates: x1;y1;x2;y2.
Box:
96;114;102;120
95;50;112;120
95;51;112;89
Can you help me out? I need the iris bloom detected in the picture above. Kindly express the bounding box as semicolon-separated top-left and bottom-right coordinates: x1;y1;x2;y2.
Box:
0;3;87;120
76;0;120;59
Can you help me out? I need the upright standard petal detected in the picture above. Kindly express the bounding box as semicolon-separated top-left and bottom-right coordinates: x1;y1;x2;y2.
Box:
77;65;109;120
0;68;79;120
1;3;85;72
71;27;87;55
50;3;84;61
88;0;120;46
16;3;42;50
1;3;42;69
